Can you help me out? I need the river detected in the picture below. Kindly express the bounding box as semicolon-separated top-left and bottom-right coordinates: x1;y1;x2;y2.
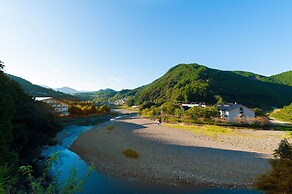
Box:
41;116;260;194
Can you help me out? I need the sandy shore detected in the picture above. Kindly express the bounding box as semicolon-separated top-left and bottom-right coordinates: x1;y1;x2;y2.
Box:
70;111;288;187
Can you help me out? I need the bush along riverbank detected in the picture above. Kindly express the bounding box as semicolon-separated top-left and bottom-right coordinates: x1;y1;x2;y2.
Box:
59;113;115;127
254;139;292;193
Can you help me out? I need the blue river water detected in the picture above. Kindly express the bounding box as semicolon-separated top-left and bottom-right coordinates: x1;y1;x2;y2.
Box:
41;122;261;194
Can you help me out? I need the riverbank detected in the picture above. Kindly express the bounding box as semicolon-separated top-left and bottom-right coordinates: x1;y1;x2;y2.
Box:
59;113;115;127
70;111;288;188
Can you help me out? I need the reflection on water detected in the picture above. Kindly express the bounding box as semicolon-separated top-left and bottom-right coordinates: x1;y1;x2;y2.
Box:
42;124;260;194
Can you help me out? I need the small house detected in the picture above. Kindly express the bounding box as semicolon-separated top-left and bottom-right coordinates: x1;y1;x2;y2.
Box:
114;98;125;106
218;103;255;123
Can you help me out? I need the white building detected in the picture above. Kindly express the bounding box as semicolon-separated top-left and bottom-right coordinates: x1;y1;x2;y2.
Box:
35;97;69;115
218;103;255;123
181;102;206;110
114;99;125;106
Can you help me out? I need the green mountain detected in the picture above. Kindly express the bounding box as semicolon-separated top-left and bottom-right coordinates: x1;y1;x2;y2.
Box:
73;87;145;104
109;86;145;102
135;64;292;109
74;88;117;102
6;74;76;100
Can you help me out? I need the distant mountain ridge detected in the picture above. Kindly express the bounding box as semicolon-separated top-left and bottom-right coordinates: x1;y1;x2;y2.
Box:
6;74;76;100
55;86;79;94
74;88;117;102
9;64;291;108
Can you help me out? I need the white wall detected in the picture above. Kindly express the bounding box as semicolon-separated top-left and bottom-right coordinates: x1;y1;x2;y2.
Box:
228;106;255;122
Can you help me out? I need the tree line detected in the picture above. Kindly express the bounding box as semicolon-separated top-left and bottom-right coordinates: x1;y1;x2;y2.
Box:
0;60;61;192
65;101;110;116
139;101;220;124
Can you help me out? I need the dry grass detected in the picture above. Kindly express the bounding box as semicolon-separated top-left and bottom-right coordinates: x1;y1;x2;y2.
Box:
164;123;235;138
123;148;139;159
163;123;272;139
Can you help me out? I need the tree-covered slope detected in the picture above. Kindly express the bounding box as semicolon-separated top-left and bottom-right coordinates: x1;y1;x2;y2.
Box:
234;70;292;87
270;103;292;122
0;67;61;190
233;71;266;80
74;88;117;102
135;64;292;108
74;87;145;103
6;74;76;100
267;71;292;87
109;86;146;102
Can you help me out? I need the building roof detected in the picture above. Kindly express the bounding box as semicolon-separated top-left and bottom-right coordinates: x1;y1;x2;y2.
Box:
182;102;206;107
35;97;53;101
218;103;245;111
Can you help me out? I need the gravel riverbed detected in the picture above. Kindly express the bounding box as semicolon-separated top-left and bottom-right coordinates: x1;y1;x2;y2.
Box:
70;112;288;188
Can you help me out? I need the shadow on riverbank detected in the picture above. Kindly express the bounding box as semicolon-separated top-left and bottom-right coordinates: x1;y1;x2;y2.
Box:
59;113;115;126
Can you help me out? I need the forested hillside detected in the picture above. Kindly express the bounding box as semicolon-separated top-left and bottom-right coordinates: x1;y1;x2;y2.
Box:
74;87;144;103
0;62;61;191
7;74;76;100
109;87;145;102
267;71;292;87
74;88;117;102
72;64;292;109
135;64;292;109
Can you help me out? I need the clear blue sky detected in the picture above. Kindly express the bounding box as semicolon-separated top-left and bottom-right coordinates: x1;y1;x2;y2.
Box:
1;0;292;91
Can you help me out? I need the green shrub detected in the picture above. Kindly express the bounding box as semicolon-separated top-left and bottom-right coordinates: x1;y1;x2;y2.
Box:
254;160;292;193
123;148;139;159
254;139;292;193
19;152;95;193
106;126;114;133
185;106;219;119
0;164;17;193
273;139;292;160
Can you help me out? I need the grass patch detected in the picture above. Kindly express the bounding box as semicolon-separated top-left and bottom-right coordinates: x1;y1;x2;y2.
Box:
106;125;114;133
123;148;139;159
164;123;235;138
164;123;251;138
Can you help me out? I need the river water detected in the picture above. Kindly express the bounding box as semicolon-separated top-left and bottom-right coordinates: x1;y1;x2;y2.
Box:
41;118;260;194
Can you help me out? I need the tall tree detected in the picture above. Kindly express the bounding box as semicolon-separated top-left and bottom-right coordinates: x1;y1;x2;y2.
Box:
0;60;4;71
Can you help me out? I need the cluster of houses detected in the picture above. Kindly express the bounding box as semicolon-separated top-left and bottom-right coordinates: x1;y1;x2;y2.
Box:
35;96;255;123
35;97;69;115
113;98;126;106
181;102;255;123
